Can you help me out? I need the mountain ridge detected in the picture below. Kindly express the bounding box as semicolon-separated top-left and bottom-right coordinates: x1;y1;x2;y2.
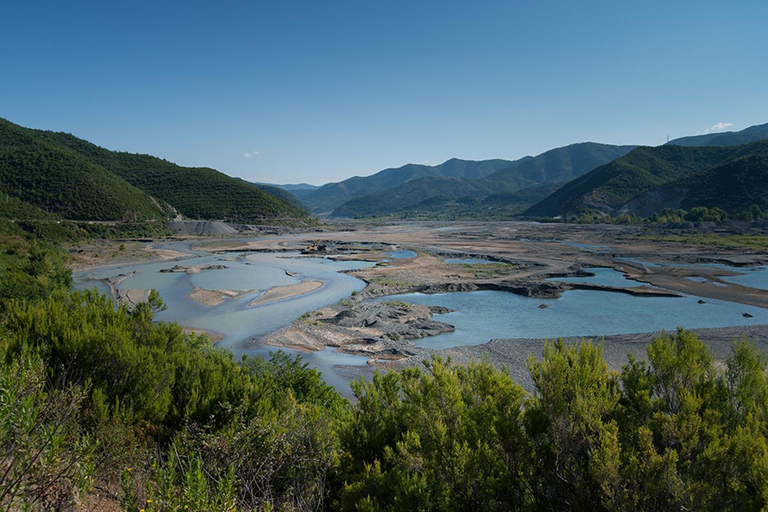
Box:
327;143;636;218
524;140;768;218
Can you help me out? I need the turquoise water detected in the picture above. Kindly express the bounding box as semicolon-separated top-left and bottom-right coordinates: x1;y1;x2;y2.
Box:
73;241;768;394
73;248;377;396
549;267;647;288
618;258;768;291
375;289;768;350
74;252;373;347
719;266;768;290
445;258;495;265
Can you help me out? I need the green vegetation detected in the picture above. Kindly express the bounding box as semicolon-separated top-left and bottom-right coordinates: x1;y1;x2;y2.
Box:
368;277;414;288
327;144;635;219
241;180;310;213
525;141;768;219
0;119;171;221
635;233;768;251
4;204;768;509
0;118;311;225
340;333;768;511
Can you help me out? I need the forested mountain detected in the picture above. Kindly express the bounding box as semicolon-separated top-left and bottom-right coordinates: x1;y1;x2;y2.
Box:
236;179;310;213
667;122;768;147
524;141;768;218
0;119;172;221
276;183;319;191
329;143;635;218
0;118;310;224
301;158;518;214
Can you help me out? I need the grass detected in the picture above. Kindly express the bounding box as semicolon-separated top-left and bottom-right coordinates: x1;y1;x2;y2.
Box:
369;277;414;287
383;300;411;308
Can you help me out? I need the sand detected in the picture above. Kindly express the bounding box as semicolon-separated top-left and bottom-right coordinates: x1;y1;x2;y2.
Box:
249;281;324;306
188;287;252;307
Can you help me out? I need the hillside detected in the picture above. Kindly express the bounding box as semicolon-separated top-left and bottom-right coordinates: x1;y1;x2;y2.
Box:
37;129;310;223
330;176;486;218
236;180;309;213
667;122;768;147
329;143;635;218
301;158;519;214
524;141;768;218
0;118;310;225
0;119;171;221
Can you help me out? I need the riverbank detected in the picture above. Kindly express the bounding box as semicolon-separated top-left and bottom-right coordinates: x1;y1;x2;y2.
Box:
379;324;768;392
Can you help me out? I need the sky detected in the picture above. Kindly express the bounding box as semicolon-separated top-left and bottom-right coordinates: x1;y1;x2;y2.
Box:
1;1;767;185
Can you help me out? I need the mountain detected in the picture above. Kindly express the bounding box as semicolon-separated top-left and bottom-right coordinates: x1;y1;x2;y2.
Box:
0;118;171;221
329;143;636;218
238;180;309;212
301;158;518;214
524;141;768;218
0;118;310;224
276;183;319;191
667;122;768;148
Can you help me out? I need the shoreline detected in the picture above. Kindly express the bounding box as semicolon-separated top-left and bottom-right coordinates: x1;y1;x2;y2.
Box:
380;323;768;392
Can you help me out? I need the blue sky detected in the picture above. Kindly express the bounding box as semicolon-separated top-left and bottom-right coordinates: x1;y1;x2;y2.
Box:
2;1;766;185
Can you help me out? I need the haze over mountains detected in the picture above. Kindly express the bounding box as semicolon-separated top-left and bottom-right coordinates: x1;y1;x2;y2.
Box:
285;121;768;221
297;143;636;218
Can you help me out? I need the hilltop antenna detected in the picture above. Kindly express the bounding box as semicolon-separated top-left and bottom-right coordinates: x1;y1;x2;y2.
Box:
667;134;670;143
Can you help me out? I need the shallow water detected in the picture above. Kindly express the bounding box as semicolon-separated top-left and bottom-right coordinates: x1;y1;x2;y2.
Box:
376;289;768;350
618;258;768;291
549;267;646;288
73;246;376;396
719;266;768;290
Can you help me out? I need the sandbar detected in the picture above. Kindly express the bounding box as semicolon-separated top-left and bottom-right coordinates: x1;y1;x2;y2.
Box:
189;287;252;307
249;281;323;306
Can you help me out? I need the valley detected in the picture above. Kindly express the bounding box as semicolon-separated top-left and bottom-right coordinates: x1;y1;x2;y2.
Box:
73;221;768;394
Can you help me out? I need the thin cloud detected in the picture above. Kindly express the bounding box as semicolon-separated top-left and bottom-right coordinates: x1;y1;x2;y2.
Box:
703;122;733;134
242;150;260;159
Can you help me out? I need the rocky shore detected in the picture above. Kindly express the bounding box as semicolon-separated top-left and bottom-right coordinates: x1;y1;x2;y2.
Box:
261;300;455;360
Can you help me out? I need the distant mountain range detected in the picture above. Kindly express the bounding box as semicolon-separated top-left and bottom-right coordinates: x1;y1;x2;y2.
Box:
298;143;635;218
5;115;767;225
294;122;768;221
0;118;310;224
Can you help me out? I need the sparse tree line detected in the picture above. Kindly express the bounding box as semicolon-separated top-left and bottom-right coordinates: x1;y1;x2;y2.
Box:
2;221;768;510
558;204;768;225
